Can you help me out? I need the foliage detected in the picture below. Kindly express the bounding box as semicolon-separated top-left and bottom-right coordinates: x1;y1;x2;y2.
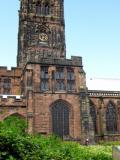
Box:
0;134;113;160
0;115;27;136
0;116;113;160
99;140;120;146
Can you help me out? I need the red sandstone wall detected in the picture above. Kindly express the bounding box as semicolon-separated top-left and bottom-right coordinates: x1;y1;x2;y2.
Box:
33;93;81;140
0;96;26;121
0;67;22;95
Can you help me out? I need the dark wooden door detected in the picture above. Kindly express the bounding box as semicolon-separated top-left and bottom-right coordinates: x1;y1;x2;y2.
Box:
52;101;69;138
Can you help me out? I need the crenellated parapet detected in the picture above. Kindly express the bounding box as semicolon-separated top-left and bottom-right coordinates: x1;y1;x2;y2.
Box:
27;56;83;67
0;67;22;77
0;95;27;121
0;67;22;95
0;95;26;107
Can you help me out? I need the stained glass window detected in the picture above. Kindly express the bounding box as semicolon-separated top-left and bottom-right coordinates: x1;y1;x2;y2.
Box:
106;102;117;133
51;100;69;138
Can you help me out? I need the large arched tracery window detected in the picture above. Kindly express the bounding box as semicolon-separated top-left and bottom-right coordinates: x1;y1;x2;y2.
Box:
51;100;70;138
106;102;117;133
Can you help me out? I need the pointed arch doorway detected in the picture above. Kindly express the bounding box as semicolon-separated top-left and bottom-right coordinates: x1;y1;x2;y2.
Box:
51;100;70;138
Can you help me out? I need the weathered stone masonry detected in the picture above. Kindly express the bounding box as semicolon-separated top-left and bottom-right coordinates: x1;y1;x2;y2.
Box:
0;0;120;143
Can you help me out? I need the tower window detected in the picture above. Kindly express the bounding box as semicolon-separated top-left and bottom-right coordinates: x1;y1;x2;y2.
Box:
45;4;50;15
67;68;74;80
36;2;42;15
56;68;64;80
67;68;75;91
28;0;33;13
41;81;48;91
41;66;48;79
55;68;65;91
56;81;64;90
36;2;50;15
40;66;49;91
67;81;74;91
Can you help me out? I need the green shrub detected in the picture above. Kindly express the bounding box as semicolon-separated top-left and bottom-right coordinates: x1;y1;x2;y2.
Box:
0;115;27;136
0;116;113;160
99;140;120;146
0;134;113;160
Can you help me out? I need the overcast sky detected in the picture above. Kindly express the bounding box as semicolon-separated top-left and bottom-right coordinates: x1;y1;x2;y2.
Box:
0;0;120;79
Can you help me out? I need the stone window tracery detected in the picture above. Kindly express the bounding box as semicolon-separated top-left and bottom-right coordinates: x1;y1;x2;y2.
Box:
51;100;69;138
36;1;50;15
55;67;64;90
106;102;117;133
44;3;50;15
67;68;75;91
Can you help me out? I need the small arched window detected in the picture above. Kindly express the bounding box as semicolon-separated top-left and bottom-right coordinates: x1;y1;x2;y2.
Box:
106;102;117;133
36;1;42;15
45;3;50;15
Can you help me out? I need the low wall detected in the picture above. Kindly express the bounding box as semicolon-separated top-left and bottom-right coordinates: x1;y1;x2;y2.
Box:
95;134;120;142
113;146;120;160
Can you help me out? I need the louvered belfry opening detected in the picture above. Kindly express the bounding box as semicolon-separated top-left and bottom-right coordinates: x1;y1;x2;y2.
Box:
51;100;69;138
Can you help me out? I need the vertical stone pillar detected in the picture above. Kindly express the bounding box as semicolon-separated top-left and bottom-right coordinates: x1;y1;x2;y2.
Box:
98;97;105;139
87;98;95;143
34;64;40;92
102;101;106;135
1;79;3;94
49;66;56;93
27;90;34;134
79;89;94;144
25;68;34;134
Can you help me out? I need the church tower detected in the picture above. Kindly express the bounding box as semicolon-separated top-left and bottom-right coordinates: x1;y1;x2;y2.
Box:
17;0;66;68
17;0;90;142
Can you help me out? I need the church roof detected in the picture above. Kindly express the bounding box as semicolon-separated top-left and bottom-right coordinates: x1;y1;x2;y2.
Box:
87;78;120;91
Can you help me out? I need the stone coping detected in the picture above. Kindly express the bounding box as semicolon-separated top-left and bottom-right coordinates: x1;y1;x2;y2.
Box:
88;90;120;97
0;95;25;100
26;56;83;67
